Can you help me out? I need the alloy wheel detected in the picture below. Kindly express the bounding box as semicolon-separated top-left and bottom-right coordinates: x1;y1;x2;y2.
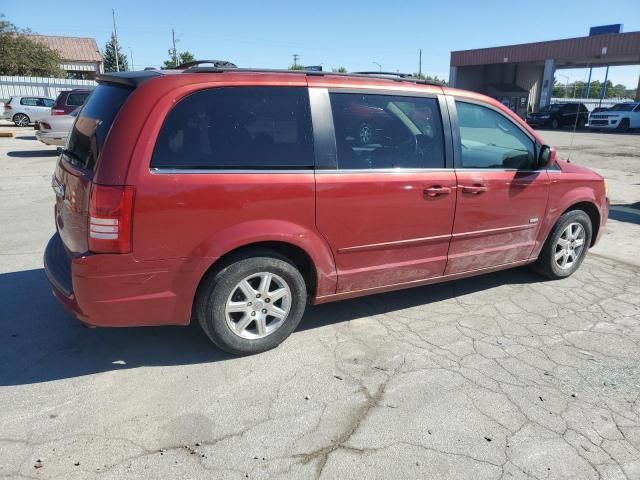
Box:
14;114;29;127
224;272;292;340
554;222;586;270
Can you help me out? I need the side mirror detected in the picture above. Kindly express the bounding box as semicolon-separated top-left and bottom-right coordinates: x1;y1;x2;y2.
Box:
538;145;556;169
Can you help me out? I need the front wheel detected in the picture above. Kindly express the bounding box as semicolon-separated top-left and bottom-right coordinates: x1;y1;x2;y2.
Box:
196;252;307;354
551;118;560;129
617;119;630;133
531;210;592;279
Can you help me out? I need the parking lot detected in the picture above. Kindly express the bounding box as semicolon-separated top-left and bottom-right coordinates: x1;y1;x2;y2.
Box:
1;123;639;479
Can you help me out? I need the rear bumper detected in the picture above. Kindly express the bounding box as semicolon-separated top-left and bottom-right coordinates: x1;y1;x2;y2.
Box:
36;131;67;146
44;233;209;327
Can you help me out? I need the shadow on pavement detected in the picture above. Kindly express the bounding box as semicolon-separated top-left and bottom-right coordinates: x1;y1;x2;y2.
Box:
0;266;543;386
14;135;38;141
7;150;59;158
609;204;640;225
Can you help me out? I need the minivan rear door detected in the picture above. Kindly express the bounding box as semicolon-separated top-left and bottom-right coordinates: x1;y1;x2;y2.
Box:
311;87;456;293
52;84;132;255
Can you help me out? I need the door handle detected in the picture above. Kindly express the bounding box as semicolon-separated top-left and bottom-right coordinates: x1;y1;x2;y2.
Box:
424;186;451;198
461;184;488;195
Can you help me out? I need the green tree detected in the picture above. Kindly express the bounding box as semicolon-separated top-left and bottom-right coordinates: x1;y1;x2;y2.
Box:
288;64;305;70
163;50;196;69
332;67;347;73
103;33;128;72
0;16;64;77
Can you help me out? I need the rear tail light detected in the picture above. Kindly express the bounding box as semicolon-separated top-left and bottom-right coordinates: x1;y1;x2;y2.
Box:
40;122;52;130
52;109;66;115
88;184;135;254
4;105;12;111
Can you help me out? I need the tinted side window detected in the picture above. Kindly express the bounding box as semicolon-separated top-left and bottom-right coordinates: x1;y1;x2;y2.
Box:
456;101;535;170
20;97;38;106
151;87;314;170
67;93;88;106
330;93;445;169
43;98;54;107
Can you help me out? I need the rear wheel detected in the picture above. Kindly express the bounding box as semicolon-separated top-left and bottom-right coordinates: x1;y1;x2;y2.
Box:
531;210;592;279
13;113;30;127
617;118;630;133
196;252;307;354
551;118;560;129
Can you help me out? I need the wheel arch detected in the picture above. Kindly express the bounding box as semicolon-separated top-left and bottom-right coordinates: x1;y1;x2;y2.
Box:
562;201;600;247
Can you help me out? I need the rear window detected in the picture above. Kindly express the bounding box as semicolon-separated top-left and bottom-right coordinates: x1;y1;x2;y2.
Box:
65;84;131;170
151;86;314;170
67;92;89;106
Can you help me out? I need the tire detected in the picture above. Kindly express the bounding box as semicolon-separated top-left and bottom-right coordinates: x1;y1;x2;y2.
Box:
617;119;630;133
531;210;592;280
551;118;560;129
195;251;307;355
13;113;30;127
577;118;586;129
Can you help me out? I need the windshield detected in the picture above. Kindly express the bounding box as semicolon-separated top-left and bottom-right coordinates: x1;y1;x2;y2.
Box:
65;84;132;170
608;104;636;112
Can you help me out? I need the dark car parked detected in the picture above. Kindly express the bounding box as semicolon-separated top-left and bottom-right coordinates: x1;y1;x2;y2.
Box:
526;102;589;129
51;88;93;115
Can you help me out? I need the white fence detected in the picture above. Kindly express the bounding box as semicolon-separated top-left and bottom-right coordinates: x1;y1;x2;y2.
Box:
0;76;97;102
550;97;635;111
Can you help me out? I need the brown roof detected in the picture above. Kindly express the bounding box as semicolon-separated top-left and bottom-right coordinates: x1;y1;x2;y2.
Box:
25;35;103;63
451;31;640;68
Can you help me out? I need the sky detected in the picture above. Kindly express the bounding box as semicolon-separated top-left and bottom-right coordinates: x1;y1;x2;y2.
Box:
2;0;640;88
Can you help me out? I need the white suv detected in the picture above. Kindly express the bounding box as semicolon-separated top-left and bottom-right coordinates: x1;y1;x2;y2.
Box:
2;96;55;126
587;102;640;132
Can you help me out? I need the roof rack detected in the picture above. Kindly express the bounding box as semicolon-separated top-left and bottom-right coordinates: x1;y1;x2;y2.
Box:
175;60;237;70
178;65;444;87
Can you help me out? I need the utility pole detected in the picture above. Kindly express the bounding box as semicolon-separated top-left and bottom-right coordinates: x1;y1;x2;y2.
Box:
172;29;178;67
418;49;422;77
112;9;120;72
293;53;300;68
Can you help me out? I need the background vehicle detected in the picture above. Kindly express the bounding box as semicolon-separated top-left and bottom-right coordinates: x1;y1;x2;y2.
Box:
35;108;79;146
587;102;640;132
44;67;608;355
526;102;589;129
2;96;55;126
51;89;93;116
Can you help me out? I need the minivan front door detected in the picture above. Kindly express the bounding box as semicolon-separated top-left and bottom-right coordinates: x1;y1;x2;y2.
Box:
313;89;457;294
446;99;550;274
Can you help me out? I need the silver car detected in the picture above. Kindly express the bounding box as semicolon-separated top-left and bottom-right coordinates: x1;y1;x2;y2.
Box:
35;108;79;147
2;96;55;126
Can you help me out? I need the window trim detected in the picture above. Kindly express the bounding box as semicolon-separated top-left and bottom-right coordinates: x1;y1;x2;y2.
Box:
449;96;541;172
317;88;452;171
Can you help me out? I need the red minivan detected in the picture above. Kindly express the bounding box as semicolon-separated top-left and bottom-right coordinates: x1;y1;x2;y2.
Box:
44;66;609;354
